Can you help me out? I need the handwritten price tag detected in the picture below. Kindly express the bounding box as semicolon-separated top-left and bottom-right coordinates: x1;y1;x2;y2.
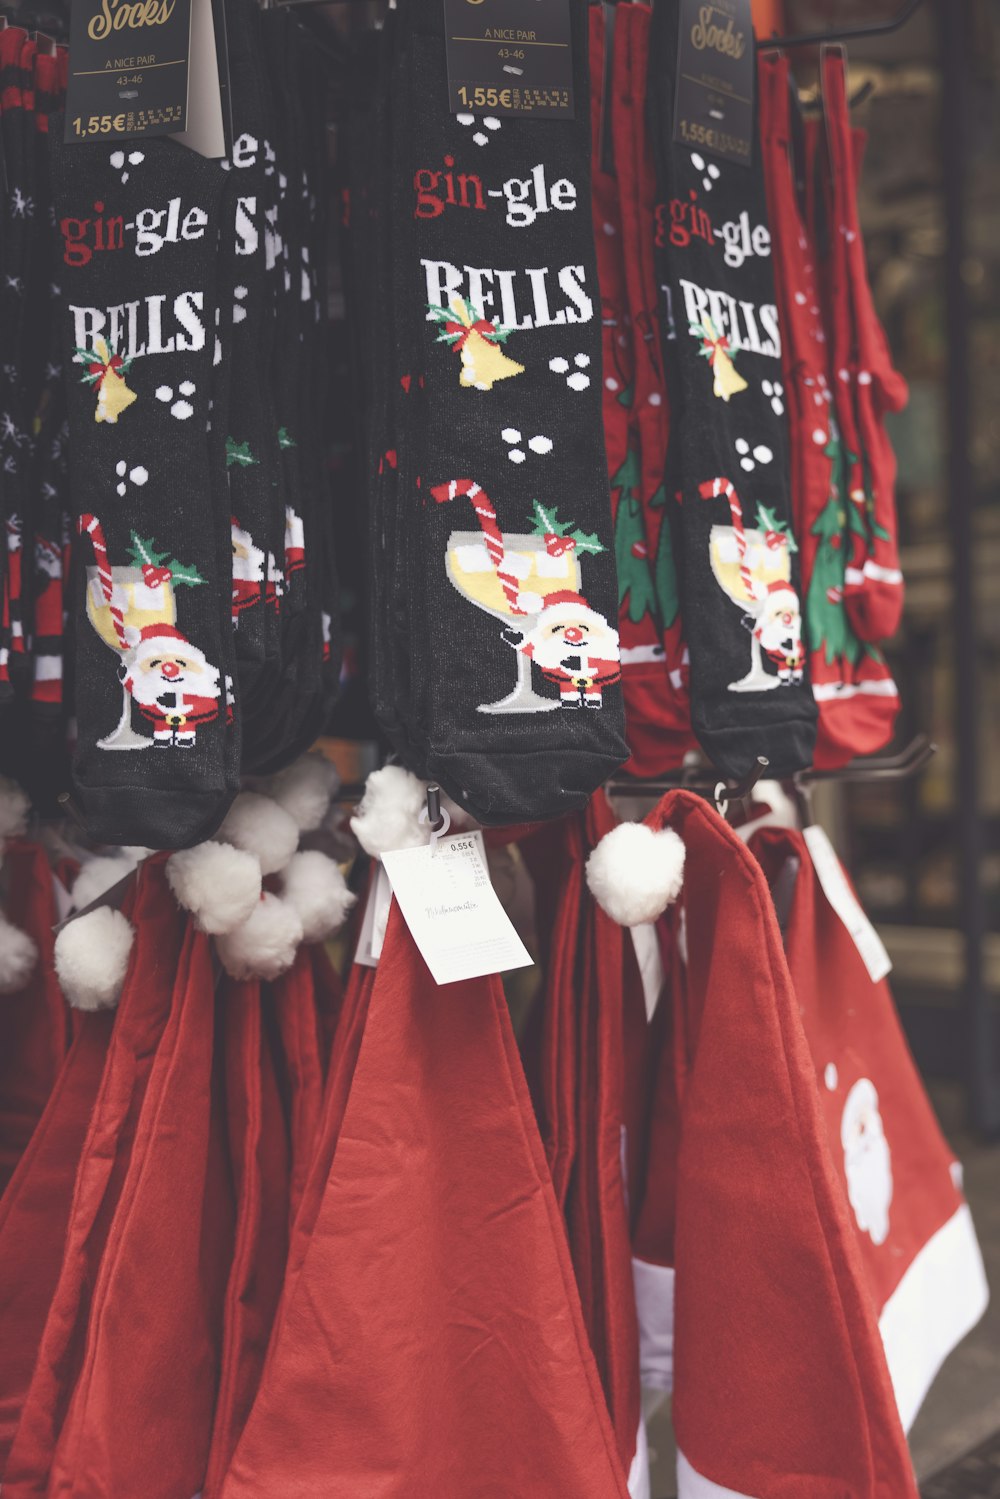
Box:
381;832;533;987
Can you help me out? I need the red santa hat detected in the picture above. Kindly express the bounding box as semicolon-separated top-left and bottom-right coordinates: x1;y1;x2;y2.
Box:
764;579;798;605
534;591;612;632
126;623;208;671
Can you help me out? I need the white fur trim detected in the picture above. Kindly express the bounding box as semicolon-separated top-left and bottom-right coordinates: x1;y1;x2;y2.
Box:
628;1415;651;1499
533;599;603;629
71;855;133;912
633;1258;675;1392
166;842;262;935
0;777;30;840
0;915;39;995
586;823;686;926
269;752;341;833
216;892;304;981
677;1451;755;1499
350;766;429;856
879;1203;989;1432
54;907;134;1011
218;792;299;876
280;850;356;943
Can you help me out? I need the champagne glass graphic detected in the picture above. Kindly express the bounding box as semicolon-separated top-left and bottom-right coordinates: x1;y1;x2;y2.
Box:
81;515;176;749
701;478;796;693
433;481;587;714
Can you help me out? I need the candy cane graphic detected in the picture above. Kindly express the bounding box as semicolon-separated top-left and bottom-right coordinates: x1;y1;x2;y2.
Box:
431;478;526;615
78;512;127;650
699;476;757;603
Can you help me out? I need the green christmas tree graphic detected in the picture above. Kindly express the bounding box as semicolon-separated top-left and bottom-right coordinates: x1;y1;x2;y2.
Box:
611;448;659;625
649;482;679;632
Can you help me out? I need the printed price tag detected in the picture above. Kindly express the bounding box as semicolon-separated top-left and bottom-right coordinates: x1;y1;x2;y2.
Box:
65;0;228;158
443;0;574;120
674;0;754;167
803;826;892;984
381;831;533;987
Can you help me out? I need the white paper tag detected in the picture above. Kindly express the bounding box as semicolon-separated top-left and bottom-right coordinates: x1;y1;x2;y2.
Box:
381;831;533;987
354;862;393;968
803;825;892;984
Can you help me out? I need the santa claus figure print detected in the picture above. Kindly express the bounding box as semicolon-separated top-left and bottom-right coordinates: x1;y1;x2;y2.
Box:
841;1077;893;1247
231;517;265;625
284;506;306;577
504;590;622;709
122;623;221;748
754;579;805;686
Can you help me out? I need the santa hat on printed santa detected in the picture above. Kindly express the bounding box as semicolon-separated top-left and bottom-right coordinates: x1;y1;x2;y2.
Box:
532;590;616;635
125;621;212;671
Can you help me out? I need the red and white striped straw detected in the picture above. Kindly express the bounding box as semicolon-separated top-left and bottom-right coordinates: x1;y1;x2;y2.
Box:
431;478;526;615
78;513;128;650
699;477;756;602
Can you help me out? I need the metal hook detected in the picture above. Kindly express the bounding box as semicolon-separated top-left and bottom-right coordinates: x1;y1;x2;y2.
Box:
418;784;452;849
714;757;770;820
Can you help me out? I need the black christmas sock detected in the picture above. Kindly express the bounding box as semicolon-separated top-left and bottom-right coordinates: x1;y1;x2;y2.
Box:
52;133;240;846
647;2;817;779
391;0;628;823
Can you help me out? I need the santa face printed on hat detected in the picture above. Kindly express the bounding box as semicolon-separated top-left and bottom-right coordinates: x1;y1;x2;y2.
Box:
840;1077;893;1247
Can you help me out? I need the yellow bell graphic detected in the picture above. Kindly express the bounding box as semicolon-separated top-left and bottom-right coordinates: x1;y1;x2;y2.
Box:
88;337;138;424
448;298;524;391
700;317;748;403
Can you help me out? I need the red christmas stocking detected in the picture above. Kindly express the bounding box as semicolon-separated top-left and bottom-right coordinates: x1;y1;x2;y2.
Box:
647;791;918;1498
202;978;290;1499
613;2;694;767
751;825;989;1433
819;49;907;643
3;860;185;1499
220;906;630;1499
591;7;687;776
759;51;899;767
0;1012;114;1470
0;841;71;1192
45;926;235;1499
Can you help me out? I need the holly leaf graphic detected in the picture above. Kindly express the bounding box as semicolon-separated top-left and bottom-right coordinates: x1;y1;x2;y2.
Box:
226;438;258;468
167;559;206;588
755;503;799;554
278;426;296;450
127;533;171;571
568;527;605;556
530;500;568;538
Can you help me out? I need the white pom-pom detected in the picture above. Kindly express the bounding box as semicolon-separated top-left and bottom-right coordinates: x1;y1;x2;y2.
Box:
280;850;356;943
350;766;427;856
166;842;262;935
71;855;132;912
218;792;299;875
216;892;304;981
0;777;30;840
54;907;134;1011
269;752;340;833
585;822;686;926
0;915;38;995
